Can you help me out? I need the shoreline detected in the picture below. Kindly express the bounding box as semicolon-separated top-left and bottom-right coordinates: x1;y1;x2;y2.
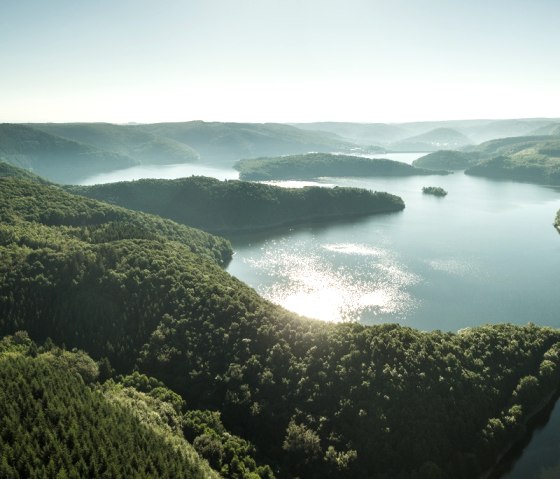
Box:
479;389;560;479
202;207;405;237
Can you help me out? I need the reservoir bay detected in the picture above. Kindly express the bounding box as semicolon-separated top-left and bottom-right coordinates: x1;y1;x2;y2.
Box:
81;154;560;476
228;173;560;331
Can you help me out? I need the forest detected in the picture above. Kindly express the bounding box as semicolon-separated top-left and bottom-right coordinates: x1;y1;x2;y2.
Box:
2;174;560;478
413;135;560;185
67;176;405;234
413;150;482;170
235;153;449;181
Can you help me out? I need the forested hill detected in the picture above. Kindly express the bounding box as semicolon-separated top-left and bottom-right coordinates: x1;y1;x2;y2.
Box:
30;122;200;165
413;150;483;170
413;136;560;185
235;153;449;180
135;121;355;162
463;135;560;184
0;160;52;183
0;177;232;265
3;177;560;477
0;332;222;479
68;176;405;234
0;123;139;183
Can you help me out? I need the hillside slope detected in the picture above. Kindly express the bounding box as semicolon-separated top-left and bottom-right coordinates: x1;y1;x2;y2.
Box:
1;177;560;477
31;122;200;165
235;153;449;180
391;127;472;152
138;121;355;163
0;332;220;479
68;176;405;233
0;123;139;183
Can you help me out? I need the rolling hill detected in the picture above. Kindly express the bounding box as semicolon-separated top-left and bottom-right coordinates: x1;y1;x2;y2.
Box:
390;127;472;152
136;121;355;162
235;153;449;180
0;123;138;183
67;176;405;234
31;122;200;165
2;173;560;477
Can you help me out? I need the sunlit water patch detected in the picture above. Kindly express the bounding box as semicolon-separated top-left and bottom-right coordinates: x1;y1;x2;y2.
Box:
237;239;418;322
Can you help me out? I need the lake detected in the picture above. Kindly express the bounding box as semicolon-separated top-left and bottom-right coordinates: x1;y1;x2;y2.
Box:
80;154;560;476
227;172;560;331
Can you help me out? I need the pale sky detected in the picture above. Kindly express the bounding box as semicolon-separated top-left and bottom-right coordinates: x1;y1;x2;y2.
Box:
1;0;559;123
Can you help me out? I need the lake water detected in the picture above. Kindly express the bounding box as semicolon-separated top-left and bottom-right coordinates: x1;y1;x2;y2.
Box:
79;162;239;185
227;173;560;331
80;154;560;475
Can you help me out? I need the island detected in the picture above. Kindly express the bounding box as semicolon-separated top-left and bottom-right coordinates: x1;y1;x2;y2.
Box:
67;175;406;234
422;186;448;196
234;152;450;180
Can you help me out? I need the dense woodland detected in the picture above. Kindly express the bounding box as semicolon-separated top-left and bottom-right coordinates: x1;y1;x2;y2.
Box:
414;134;560;185
2;173;560;478
67;176;405;233
235;153;449;181
465;154;560;185
413;150;482;170
0;122;355;183
0;124;138;183
0;332;275;478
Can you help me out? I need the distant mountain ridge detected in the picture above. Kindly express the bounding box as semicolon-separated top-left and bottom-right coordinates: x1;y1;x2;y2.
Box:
390;127;472;152
3;119;560;184
0;123;137;183
292;118;559;149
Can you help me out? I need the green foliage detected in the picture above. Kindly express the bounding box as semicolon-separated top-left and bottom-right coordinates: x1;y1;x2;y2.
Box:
0;160;51;183
2;178;560;478
422;186;448;197
137;121;354;162
0;124;138;183
68;176;405;233
235;152;449;180
466;148;560;185
391;127;472;152
31;122;200;165
413;150;482;170
0;334;220;478
184;410;275;478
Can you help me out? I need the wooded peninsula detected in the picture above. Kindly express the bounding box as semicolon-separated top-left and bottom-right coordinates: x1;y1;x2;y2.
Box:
67;176;405;234
235;153;450;181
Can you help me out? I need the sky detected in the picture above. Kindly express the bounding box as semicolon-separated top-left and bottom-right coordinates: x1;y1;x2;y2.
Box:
1;0;559;123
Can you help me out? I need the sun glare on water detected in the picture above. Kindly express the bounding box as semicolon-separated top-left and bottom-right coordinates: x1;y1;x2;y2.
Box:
244;240;418;322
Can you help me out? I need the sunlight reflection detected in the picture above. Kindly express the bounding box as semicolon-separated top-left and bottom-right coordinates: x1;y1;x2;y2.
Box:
244;240;418;322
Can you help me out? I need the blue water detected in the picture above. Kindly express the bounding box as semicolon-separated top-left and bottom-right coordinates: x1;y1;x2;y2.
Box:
81;156;560;475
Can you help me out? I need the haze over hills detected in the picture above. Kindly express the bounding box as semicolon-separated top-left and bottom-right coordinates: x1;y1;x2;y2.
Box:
0;121;357;183
4;119;560;187
0;123;138;183
135;121;355;162
30;122;200;165
413;133;560;185
390;127;472;152
293;118;560;150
